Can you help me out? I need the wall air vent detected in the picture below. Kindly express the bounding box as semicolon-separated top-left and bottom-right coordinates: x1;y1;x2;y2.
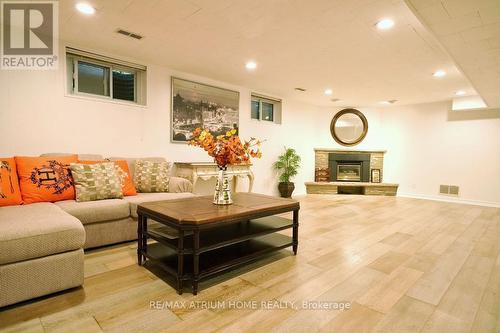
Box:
439;185;459;196
439;185;449;195
116;29;143;40
449;186;459;195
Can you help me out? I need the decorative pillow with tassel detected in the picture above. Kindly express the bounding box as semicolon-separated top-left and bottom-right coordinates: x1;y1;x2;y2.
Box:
0;157;23;206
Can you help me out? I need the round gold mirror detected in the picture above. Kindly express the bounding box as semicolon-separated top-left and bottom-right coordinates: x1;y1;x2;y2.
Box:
330;109;368;146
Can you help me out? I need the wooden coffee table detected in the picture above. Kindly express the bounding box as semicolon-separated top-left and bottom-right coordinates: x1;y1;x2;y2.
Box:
136;193;300;295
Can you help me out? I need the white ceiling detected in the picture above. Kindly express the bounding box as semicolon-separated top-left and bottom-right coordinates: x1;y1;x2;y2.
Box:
60;0;480;107
407;0;500;108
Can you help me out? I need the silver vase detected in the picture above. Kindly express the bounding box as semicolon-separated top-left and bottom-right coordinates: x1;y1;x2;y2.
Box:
213;166;233;205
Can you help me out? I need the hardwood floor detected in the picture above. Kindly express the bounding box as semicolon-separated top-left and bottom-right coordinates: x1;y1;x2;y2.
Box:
1;195;499;333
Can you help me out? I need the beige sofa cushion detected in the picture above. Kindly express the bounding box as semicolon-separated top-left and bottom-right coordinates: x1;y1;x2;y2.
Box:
0;249;83;307
55;199;130;224
169;176;194;193
0;203;85;265
83;218;137;249
40;153;104;161
124;192;195;218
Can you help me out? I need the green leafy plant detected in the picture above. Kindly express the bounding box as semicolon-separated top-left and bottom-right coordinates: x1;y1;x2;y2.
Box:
273;147;301;183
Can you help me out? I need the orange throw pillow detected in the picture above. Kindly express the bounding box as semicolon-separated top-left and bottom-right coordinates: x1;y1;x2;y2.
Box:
79;160;137;196
0;157;23;207
15;155;78;204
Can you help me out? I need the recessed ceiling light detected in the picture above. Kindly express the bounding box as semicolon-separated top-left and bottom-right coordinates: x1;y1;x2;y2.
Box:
379;100;397;105
376;19;394;30
324;89;333;95
433;70;446;77
245;61;257;70
76;3;95;15
455;90;466;96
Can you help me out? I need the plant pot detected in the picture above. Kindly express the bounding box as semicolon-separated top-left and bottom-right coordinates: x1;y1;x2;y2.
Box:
278;182;295;198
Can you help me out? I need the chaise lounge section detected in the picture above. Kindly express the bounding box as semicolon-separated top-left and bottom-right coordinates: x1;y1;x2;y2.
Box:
0;154;194;307
0;203;85;307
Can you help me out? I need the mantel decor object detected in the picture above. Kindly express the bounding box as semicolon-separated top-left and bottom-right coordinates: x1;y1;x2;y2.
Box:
371;168;381;183
189;128;262;205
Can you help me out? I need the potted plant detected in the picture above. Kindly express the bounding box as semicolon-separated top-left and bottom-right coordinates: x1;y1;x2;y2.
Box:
273;147;301;198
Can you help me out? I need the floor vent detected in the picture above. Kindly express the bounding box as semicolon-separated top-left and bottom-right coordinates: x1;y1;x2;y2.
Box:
116;29;143;40
439;185;459;196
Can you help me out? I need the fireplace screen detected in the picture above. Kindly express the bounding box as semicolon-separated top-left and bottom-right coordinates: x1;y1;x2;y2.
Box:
337;164;361;181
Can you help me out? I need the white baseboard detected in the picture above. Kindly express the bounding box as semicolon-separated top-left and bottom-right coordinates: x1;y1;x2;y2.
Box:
397;192;500;208
300;190;500;208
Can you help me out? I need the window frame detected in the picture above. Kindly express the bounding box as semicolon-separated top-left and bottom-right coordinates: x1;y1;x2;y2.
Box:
111;68;137;103
261;100;274;122
73;59;112;99
251;94;282;124
66;48;146;106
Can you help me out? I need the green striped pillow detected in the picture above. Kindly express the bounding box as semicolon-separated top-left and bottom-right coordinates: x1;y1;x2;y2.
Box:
133;160;170;193
70;162;124;202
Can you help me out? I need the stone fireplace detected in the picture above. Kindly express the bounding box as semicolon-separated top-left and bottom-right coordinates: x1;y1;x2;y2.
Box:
305;148;399;196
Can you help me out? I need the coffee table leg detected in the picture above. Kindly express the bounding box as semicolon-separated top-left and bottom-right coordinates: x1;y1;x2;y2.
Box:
177;230;184;294
137;214;143;265
293;209;299;255
193;230;200;295
142;216;148;262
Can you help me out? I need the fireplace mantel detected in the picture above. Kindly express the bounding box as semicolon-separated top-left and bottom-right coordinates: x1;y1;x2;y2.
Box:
314;148;387;154
314;148;386;181
309;147;398;196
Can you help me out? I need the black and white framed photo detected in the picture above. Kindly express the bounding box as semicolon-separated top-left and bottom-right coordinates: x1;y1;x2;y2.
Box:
171;77;240;143
371;169;381;183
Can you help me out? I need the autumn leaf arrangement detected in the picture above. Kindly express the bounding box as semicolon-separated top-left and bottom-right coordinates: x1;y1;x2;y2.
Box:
189;128;263;168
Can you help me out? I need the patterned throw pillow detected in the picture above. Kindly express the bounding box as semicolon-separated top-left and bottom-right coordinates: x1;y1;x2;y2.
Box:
70;162;124;202
0;157;23;207
78;160;137;196
15;155;78;204
133;160;170;193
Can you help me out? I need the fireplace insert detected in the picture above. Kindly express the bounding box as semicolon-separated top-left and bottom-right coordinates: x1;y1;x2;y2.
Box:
336;163;361;181
329;153;370;182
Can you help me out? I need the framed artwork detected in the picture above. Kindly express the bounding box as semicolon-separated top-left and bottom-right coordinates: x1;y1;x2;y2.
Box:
371;169;381;183
171;77;240;143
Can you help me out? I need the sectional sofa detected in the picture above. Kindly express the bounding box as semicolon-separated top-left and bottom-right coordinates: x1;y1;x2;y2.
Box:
0;154;194;307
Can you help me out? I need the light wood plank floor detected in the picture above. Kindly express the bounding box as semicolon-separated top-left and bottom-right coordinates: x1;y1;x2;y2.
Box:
1;195;499;333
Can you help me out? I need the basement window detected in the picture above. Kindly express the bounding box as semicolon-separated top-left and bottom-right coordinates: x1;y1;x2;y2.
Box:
251;94;282;124
66;47;147;105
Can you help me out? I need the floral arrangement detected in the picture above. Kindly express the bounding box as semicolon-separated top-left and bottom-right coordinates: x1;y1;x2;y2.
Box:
189;128;263;167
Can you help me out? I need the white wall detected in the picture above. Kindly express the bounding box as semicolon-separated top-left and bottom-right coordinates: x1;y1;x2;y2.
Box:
379;102;500;206
1;44;499;205
0;43;340;196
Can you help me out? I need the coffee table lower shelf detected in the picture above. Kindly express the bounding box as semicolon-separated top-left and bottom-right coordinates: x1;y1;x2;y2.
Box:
142;233;293;288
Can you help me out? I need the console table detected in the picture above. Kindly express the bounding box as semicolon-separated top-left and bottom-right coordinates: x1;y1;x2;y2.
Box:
174;162;254;192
